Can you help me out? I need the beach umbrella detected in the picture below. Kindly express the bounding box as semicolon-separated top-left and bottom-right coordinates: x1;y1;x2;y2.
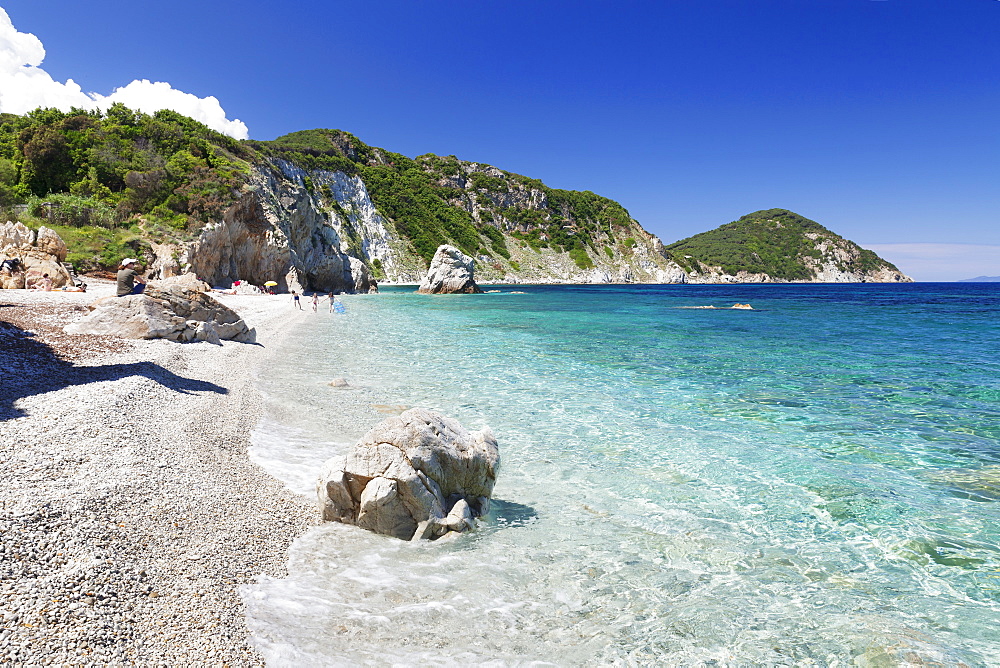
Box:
263;281;278;286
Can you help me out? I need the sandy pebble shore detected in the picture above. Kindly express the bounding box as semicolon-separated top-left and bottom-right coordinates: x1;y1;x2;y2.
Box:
0;282;316;666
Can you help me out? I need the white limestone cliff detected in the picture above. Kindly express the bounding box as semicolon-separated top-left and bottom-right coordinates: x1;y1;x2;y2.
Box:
179;160;426;293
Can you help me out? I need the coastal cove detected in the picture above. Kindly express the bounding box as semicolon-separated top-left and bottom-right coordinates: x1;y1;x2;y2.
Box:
1;4;997;665
245;282;1000;664
2;282;998;664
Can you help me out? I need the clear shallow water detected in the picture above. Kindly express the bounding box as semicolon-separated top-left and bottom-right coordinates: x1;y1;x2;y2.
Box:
243;283;1000;665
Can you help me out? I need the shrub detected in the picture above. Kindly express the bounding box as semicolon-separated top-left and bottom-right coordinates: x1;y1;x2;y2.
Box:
569;247;594;270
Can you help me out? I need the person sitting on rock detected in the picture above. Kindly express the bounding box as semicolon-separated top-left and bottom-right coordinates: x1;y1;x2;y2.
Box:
116;258;147;296
31;272;53;291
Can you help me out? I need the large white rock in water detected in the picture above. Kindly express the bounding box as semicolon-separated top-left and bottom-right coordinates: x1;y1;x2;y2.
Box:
417;244;483;294
317;408;500;540
64;285;256;343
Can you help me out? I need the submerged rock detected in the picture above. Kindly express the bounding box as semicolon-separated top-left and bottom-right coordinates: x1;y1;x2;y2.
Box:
317;408;500;540
417;245;483;294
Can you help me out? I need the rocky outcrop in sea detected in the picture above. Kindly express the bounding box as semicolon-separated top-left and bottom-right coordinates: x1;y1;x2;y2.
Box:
417;245;483;294
317;408;500;540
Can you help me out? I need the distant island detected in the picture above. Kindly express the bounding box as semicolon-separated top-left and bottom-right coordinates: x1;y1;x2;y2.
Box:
663;209;910;283
958;276;1000;282
0;106;909;288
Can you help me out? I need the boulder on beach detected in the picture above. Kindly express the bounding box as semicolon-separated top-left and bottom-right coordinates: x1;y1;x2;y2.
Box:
1;221;73;289
317;408;500;540
151;272;211;293
63;285;256;343
417;244;483;294
34;226;68;262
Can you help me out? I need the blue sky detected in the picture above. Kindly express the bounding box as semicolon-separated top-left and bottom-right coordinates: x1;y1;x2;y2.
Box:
1;1;997;280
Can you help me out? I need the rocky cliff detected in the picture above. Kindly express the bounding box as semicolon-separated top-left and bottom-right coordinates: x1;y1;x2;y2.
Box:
217;130;686;287
179;160;392;294
168;147;684;290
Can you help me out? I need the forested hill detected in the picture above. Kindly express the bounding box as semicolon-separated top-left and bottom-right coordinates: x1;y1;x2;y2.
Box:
0;107;908;285
249;128;658;268
0;107;670;282
664;209;911;282
0;106;256;268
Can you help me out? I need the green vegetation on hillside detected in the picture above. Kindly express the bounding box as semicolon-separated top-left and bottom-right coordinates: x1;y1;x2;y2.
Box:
247;129;370;176
0;105;254;242
2;108;650;272
415;156;637;265
362;155;486;261
13;194;149;270
665;209;898;280
252;129;641;266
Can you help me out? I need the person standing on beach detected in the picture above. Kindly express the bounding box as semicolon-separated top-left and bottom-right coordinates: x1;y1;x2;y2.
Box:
291;291;302;309
322;291;336;313
116;259;146;296
311;293;319;312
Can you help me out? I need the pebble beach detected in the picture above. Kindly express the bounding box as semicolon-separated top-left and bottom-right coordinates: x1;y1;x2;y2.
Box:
0;281;315;666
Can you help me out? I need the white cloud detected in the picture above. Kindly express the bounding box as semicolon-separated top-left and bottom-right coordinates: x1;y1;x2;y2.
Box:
863;243;1000;282
0;8;249;139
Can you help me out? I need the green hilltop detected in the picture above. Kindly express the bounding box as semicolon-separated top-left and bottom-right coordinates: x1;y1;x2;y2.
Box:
664;208;904;281
0;106;255;269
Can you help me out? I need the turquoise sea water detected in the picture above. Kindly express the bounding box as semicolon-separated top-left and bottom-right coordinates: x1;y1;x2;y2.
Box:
243;283;1000;665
